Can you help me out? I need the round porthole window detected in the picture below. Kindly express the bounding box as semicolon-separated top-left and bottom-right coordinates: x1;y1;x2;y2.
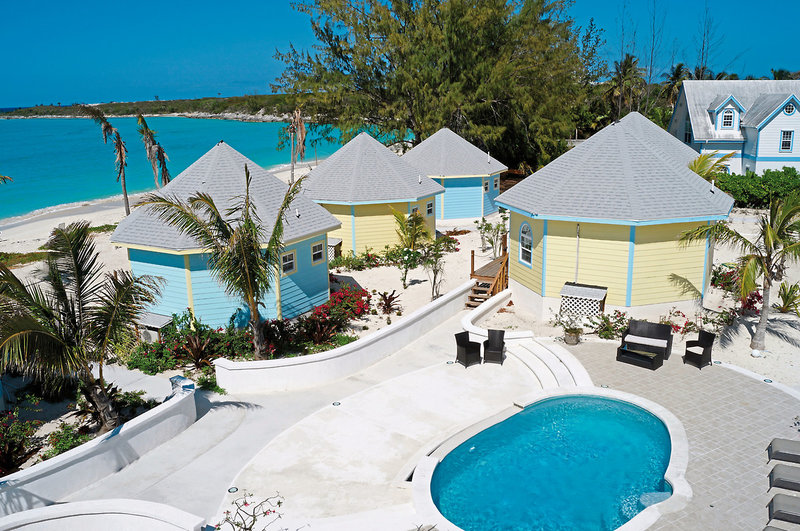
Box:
785;103;795;114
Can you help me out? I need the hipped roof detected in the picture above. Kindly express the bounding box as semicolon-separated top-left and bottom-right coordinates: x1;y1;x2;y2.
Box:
111;141;341;251
402;127;507;177
496;112;734;224
303;132;444;203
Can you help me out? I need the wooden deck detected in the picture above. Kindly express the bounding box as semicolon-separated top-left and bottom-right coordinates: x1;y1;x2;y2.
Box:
471;255;506;282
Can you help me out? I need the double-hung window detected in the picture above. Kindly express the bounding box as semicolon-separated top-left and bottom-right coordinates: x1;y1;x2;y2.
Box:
483;180;489;192
311;241;325;264
780;130;794;152
281;251;296;275
493;177;499;190
426;201;434;216
721;109;733;128
519;224;532;265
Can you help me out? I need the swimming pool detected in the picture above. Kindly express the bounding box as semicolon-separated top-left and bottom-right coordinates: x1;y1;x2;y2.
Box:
430;395;673;530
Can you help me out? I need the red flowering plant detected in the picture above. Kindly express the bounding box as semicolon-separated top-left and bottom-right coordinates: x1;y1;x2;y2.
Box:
0;401;43;477
659;307;699;336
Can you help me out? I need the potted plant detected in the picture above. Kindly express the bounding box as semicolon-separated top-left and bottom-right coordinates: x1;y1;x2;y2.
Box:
553;311;583;345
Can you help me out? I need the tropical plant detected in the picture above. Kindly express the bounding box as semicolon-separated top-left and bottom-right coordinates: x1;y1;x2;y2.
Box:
688;151;735;180
139;169;305;358
378;290;402;314
41;422;91;461
392;209;430;251
0;222;161;431
79;106;131;215
773;281;800;316
662;63;690;106
680;193;800;350
137;114;170;188
0;405;42;476
474;211;509;258
421;238;448;300
288;106;306;185
0;175;11;184
605;53;645;119
215;491;284;531
587;310;630;339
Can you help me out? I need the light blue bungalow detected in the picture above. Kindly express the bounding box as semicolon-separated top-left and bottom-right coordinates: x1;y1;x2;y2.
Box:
111;141;341;327
402;127;507;219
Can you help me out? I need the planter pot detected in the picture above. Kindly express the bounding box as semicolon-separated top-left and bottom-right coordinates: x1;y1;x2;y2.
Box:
564;330;582;345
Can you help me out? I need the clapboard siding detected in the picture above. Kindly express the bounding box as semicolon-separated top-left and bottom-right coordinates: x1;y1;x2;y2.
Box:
128;249;189;317
188;254;253;327
321;203;353;253
279;237;330;318
440;177;483;219
508;214;543;295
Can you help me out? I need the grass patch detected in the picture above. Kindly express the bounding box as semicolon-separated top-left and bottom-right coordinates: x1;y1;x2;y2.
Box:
87;223;118;234
0;251;48;268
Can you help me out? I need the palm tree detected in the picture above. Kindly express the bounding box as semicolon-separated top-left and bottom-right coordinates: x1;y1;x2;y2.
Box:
139;167;304;359
0;222;160;432
79;106;131;215
680;193;800;351
688;151;735;179
605;53;645;119
137;115;171;188
288;107;306;185
662;63;690;107
392;209;431;250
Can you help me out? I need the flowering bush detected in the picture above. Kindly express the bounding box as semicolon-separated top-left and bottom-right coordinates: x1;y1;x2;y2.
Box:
0;405;42;476
740;290;762;315
587;310;630;339
659;307;699;335
41;422;91;461
711;263;739;293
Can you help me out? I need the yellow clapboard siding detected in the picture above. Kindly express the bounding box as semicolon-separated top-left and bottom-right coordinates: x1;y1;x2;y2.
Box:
410;197;437;236
544;221;629;305
353;202;406;252
321;204;353;252
631;222;707;306
508;214;542;294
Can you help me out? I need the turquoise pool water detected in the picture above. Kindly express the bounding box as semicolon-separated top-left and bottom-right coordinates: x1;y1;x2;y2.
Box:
431;396;672;530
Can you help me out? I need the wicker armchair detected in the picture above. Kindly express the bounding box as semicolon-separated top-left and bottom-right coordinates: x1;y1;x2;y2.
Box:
483;329;505;365
455;331;481;368
683;330;715;370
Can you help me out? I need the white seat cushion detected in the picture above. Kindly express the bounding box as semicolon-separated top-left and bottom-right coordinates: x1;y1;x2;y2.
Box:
625;335;668;348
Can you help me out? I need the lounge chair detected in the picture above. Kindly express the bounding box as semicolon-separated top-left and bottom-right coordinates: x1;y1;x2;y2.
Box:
768;439;800;464
768;493;800;525
683;330;715;370
483;329;505;365
770;464;800;492
455;331;481;368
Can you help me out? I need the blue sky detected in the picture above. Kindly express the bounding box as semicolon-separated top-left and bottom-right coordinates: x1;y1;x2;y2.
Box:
1;0;793;108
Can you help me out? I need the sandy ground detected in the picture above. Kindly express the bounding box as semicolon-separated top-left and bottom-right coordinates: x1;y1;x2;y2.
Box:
3;186;800;388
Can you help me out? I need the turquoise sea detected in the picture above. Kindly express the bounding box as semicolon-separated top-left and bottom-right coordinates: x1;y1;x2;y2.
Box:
0;117;343;221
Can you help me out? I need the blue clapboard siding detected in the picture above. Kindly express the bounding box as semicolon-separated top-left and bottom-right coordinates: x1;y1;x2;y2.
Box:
128;249;190;317
440;176;483;219
484;175;500;215
280;237;330;318
188;254;256;328
435;179;444;219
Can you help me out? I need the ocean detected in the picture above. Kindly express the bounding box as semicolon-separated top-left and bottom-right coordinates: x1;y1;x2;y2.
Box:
0;117;343;221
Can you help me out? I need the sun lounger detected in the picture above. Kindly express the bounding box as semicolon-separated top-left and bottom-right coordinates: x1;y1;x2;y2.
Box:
770;464;800;492
768;439;800;464
768;493;800;525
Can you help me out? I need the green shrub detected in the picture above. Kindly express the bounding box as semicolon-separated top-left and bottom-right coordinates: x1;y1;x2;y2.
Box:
41;423;91;461
716;167;800;208
126;341;179;374
587;310;629;339
196;367;226;395
0;405;43;476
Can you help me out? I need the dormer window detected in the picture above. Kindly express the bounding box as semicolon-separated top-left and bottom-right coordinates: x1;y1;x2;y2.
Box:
785;103;796;115
722;109;734;128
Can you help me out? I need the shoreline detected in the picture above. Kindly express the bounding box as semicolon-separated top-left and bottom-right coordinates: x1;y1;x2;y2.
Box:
0;111;289;123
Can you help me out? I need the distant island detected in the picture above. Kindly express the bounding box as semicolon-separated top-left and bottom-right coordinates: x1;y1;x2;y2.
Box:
0;94;294;122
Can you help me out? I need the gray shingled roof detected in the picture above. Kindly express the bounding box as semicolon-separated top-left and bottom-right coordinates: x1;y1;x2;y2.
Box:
302;132;444;203
683;80;800;140
402;127;507;177
495;112;734;223
741;94;792;128
706;94;734;112
111;141;341;251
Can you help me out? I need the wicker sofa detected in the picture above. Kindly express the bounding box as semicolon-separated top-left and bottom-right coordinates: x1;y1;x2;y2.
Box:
616;319;674;370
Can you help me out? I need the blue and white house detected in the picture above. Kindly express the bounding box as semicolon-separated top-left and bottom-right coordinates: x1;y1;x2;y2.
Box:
403;127;507;219
669;80;800;174
111;141;341;328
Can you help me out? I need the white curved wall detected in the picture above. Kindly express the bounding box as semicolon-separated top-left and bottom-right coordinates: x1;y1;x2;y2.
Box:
215;280;474;394
0;379;197;517
0;499;205;530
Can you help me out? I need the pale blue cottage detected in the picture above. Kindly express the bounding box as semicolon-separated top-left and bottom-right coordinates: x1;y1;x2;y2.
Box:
111;141;341;327
670;80;800;174
402;128;507;219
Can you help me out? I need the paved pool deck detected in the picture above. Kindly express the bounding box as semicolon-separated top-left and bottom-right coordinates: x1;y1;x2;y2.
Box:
559;338;800;531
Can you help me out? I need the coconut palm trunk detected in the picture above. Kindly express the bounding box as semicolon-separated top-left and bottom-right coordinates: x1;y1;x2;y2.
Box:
752;277;772;350
79;106;131;215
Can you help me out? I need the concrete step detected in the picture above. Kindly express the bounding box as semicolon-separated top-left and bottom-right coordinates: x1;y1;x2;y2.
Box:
544;342;593;386
506;344;559;389
518;341;577;387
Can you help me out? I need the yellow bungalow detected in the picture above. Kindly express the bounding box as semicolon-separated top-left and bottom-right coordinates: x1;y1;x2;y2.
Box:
495;112;735;318
303;133;445;254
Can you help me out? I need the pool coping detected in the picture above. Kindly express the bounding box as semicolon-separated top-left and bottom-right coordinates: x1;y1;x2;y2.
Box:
411;386;692;531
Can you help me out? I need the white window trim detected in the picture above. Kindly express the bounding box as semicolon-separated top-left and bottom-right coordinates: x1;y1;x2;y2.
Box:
411;206;420;215
311;240;325;265
483;180;489;192
426;201;434;216
519;223;533;267
493;177;499;190
721;109;733;128
281;250;297;276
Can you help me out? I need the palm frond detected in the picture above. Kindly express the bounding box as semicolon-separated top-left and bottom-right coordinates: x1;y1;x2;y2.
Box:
688;151;735;179
668;273;702;301
78;105;114;144
137;193;220;251
679;222;759;256
155;142;170;185
737;254;764;299
113;130;128;184
0;175;12;184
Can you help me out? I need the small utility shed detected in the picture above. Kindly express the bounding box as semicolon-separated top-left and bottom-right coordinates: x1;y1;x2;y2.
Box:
304;132;444;254
111;141;341;327
495;112;735;318
403;127;507;219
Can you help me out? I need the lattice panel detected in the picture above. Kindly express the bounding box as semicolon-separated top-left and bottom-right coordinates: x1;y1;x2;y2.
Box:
328;243;342;261
559;296;603;318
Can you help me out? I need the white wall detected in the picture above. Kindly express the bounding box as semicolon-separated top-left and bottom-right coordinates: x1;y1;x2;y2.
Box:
755;105;800;173
0;499;205;531
215;281;474;394
0;379;197;517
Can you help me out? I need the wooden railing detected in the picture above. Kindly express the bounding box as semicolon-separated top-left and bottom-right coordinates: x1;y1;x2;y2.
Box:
487;253;509;296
